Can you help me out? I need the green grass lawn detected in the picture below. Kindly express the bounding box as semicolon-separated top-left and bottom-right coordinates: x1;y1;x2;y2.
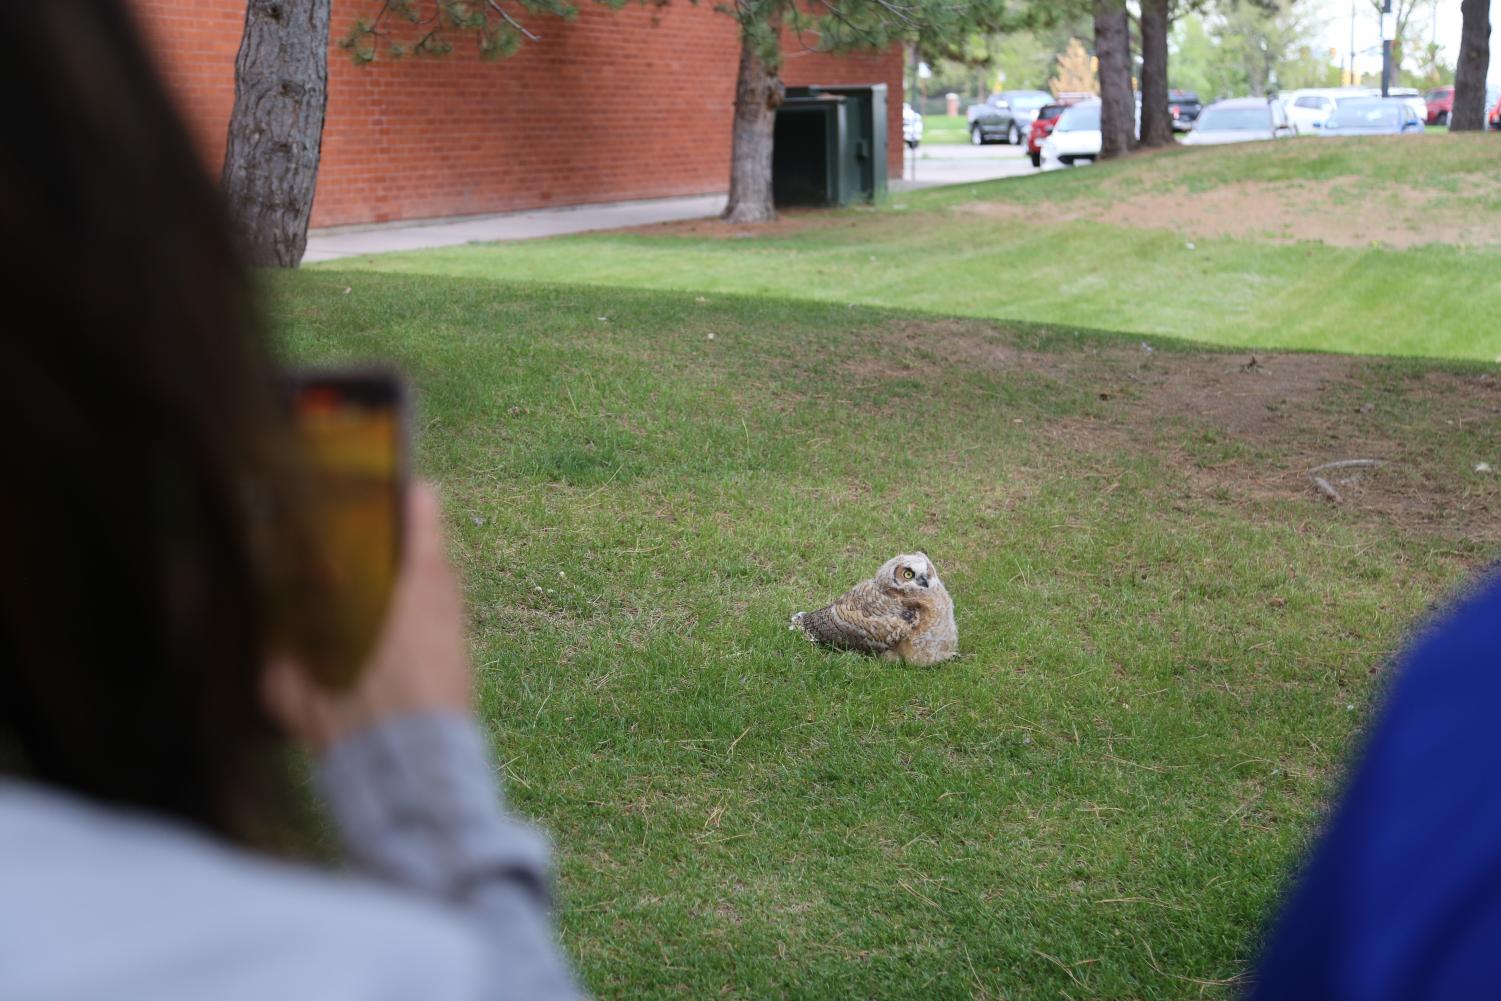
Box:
324;135;1501;362
922;113;972;144
274;269;1500;999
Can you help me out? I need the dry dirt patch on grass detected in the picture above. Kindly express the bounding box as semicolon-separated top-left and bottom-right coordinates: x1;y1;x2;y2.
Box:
862;319;1501;540
960;175;1501;249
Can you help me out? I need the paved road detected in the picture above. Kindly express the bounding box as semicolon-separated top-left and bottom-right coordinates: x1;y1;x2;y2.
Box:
890;141;1037;191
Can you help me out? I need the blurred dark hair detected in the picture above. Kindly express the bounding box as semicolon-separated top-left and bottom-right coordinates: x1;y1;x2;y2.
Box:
0;0;308;847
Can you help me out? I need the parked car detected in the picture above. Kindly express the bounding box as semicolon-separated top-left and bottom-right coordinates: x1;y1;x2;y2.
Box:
1181;98;1294;146
1428;84;1501;126
1039;100;1102;168
1026;100;1079;168
1132;88;1202;132
1491;88;1501;129
1167;89;1203;131
967;89;1054;145
1282;87;1378;134
1387;87;1431;124
1426;85;1454;124
1319;97;1425;136
902;102;923;149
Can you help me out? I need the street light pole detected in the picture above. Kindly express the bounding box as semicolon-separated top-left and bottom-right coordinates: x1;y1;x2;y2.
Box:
1380;0;1393;97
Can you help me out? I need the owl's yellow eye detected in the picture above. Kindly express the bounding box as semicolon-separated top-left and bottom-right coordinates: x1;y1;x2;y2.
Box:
902;568;915;580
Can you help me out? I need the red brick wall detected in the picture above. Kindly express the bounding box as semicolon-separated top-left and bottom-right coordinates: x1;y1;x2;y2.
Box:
127;1;903;228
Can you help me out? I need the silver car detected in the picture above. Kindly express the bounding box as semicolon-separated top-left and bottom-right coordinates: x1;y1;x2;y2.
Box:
1320;98;1425;136
1182;98;1295;146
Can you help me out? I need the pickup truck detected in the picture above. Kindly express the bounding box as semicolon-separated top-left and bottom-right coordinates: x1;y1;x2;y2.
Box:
1167;89;1203;131
965;90;1054;145
1134;89;1202;131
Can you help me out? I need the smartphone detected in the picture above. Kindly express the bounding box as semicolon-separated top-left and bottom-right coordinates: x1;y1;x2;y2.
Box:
283;367;408;689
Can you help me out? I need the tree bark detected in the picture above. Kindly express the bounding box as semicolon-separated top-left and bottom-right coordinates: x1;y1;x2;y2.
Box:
1451;0;1492;131
221;0;330;267
1138;0;1172;147
723;35;784;224
1095;0;1135;159
1248;52;1268;98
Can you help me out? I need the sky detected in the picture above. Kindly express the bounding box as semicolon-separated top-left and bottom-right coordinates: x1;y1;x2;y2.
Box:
1311;0;1500;84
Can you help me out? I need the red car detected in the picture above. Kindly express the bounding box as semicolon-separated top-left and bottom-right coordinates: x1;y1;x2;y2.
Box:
1429;84;1501;127
1027;99;1078;168
1426;85;1453;125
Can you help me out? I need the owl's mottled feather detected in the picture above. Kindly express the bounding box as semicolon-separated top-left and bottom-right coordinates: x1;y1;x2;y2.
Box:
791;552;957;667
792;579;914;653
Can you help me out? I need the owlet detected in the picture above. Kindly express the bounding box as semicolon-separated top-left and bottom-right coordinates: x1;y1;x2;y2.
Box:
790;553;957;666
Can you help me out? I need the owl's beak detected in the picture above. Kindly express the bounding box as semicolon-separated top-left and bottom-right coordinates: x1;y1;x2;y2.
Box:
916;574;930;588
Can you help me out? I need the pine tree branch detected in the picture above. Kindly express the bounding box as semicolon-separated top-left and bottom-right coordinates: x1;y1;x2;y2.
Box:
485;0;541;40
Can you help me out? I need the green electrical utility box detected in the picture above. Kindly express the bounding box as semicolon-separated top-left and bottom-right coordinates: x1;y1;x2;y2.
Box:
783;83;888;201
773;93;852;208
773;83;889;208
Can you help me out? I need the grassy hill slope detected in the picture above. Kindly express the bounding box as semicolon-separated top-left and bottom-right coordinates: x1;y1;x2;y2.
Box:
321;135;1501;361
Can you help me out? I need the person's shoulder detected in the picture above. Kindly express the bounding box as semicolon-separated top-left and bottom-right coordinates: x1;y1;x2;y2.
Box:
0;780;484;1001
1409;570;1501;657
1387;569;1501;719
1250;570;1501;1001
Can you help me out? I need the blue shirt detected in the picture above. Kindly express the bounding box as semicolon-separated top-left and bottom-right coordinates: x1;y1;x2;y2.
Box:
1252;571;1501;1000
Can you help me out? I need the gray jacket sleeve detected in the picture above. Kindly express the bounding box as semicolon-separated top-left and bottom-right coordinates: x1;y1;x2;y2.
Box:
317;713;584;1000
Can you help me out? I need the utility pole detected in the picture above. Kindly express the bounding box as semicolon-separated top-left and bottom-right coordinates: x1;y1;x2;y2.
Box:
1380;0;1393;96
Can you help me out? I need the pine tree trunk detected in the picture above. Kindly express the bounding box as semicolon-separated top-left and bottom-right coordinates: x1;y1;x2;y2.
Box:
221;0;330;267
1095;0;1135;160
1138;0;1173;148
723;36;783;224
1451;0;1492;131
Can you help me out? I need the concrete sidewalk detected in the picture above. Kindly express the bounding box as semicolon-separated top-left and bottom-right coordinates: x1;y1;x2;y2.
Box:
302;193;728;263
302;147;1032;263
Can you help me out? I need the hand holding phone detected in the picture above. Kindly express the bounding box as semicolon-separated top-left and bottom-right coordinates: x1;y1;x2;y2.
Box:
262;482;474;751
283;368;408;689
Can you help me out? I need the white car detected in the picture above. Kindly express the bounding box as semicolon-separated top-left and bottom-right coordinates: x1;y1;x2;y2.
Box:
1282;87;1379;135
1182;98;1295;145
1038;100;1101;168
1387;87;1431;124
902;102;923;149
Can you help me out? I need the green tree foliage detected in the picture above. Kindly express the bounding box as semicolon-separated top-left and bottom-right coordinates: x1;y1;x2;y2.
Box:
1169;14;1230;101
341;0;583;63
919;7;1095;103
1170;3;1332;101
924;30;1061;99
1279;43;1345;89
1410;41;1454;87
991;30;1057;90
